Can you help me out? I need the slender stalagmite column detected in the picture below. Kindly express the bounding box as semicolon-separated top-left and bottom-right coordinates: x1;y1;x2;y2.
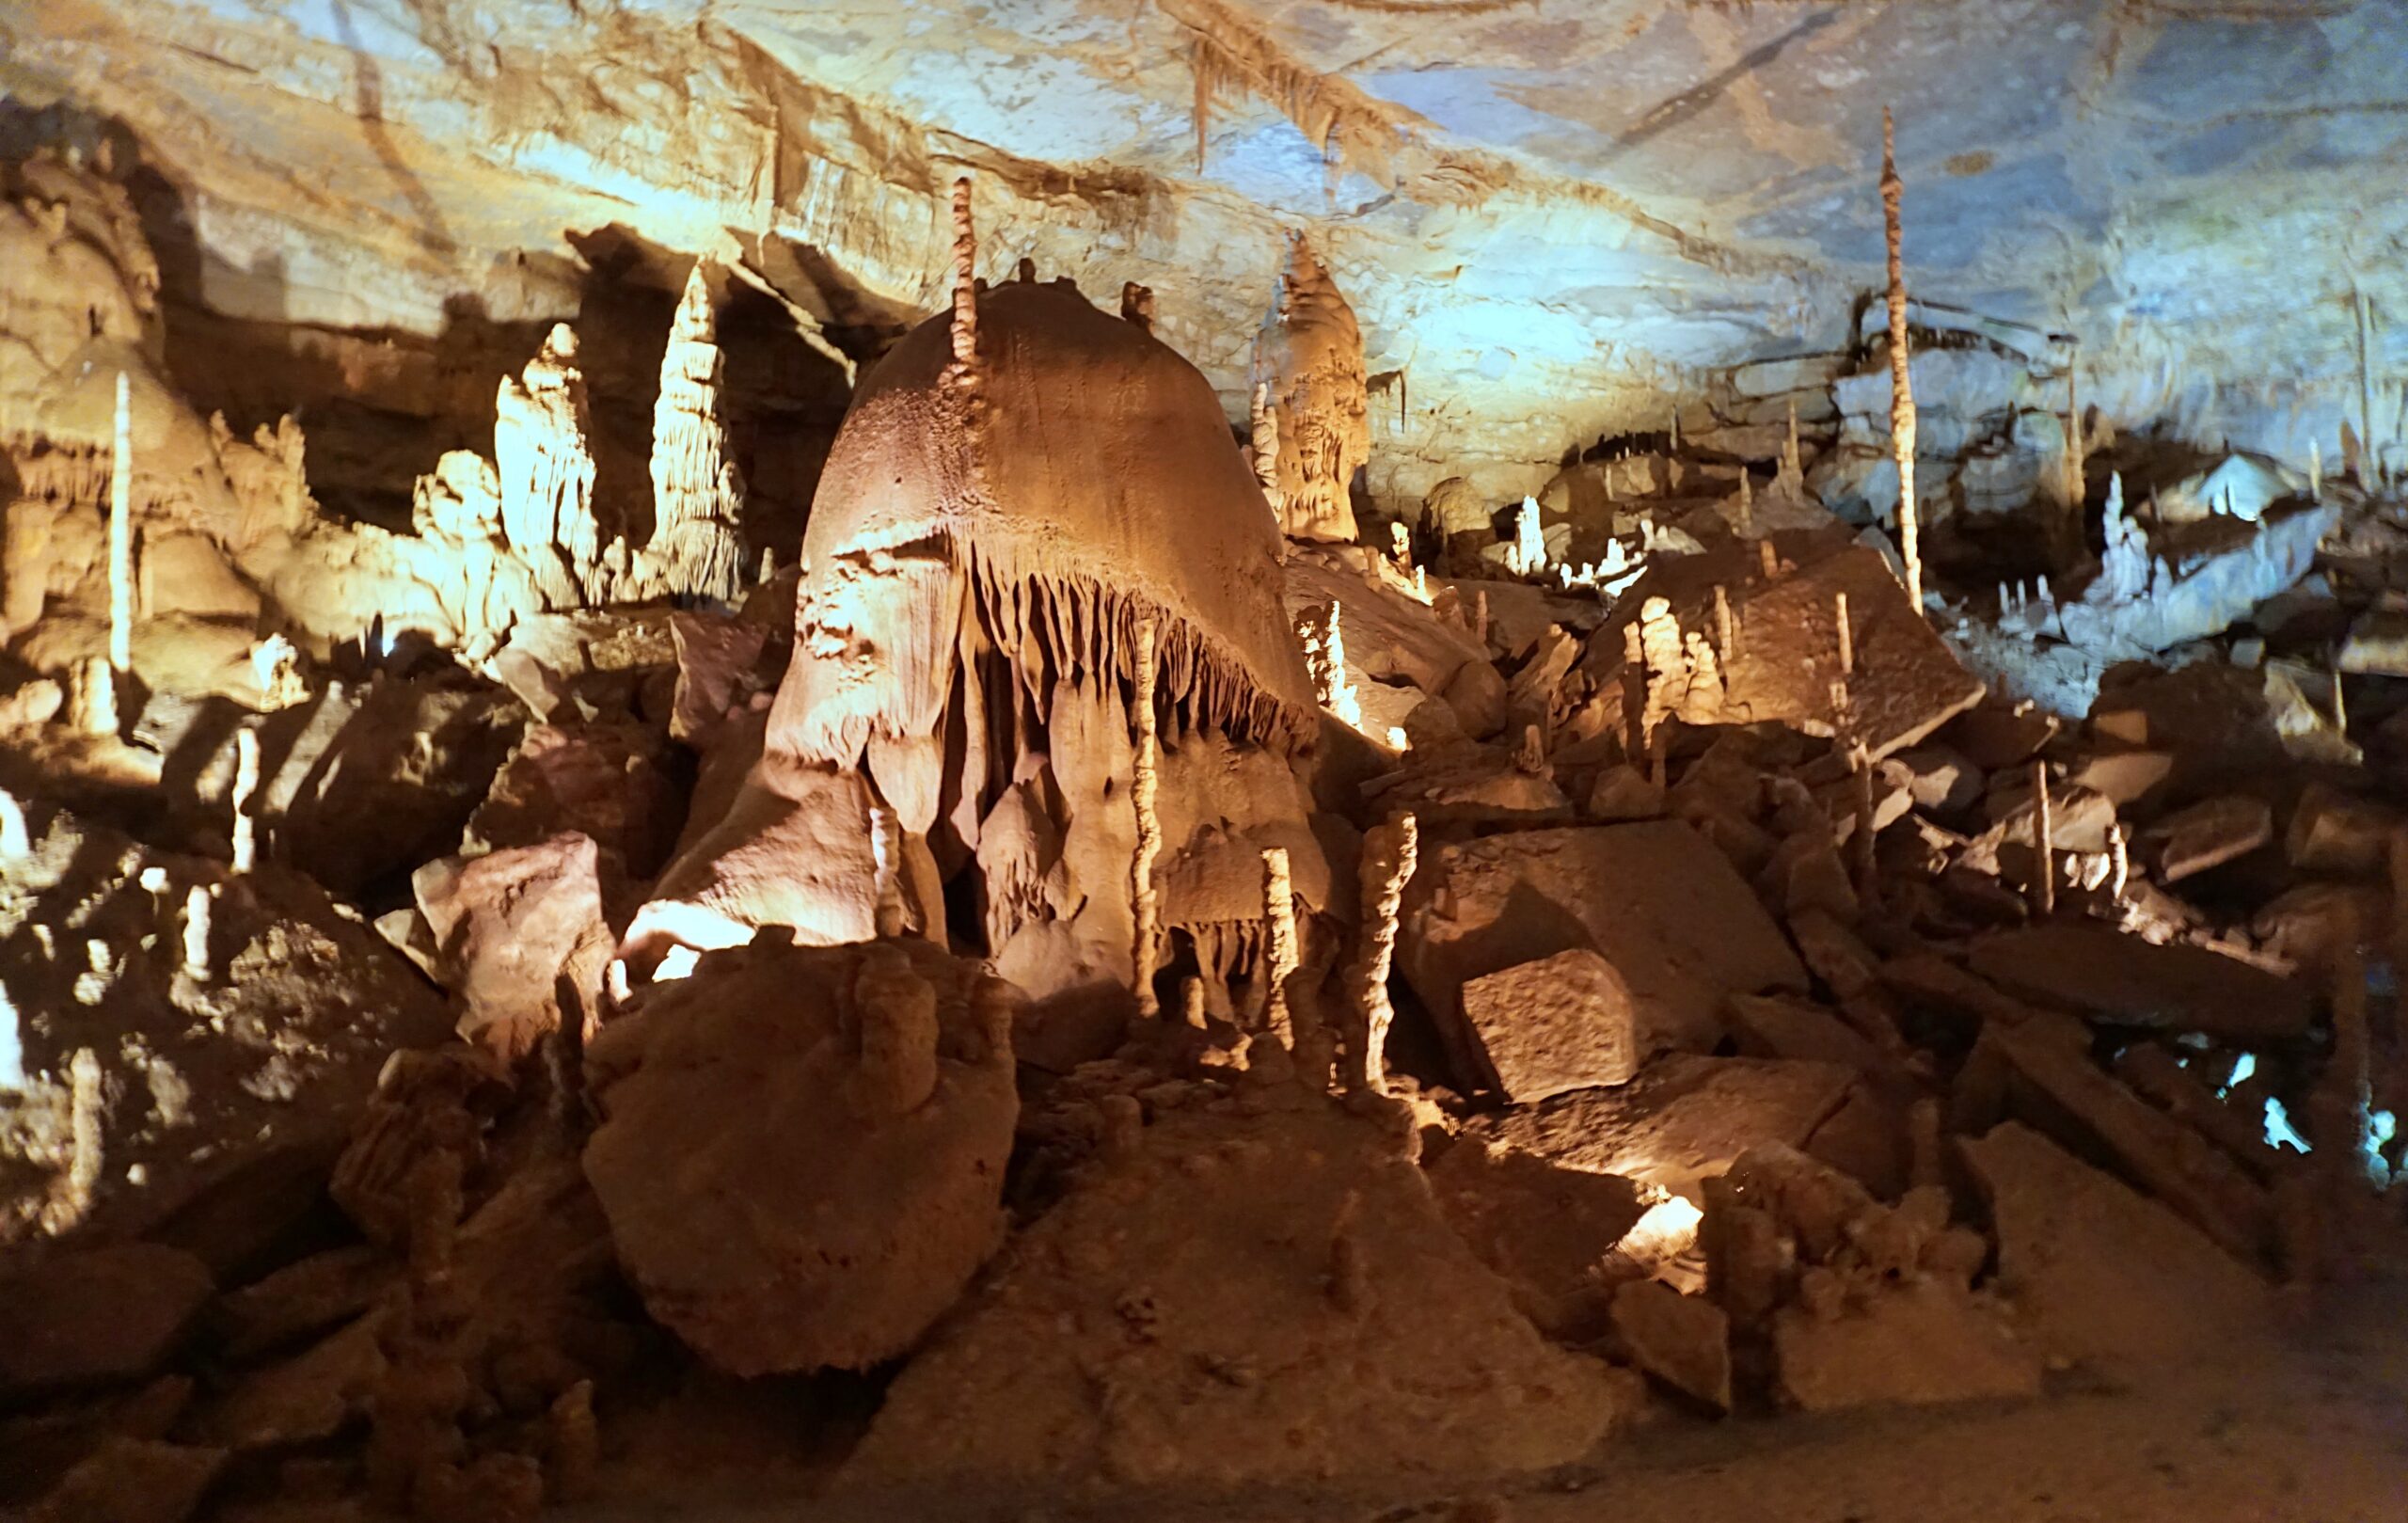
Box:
1261;847;1298;1050
181;883;212;984
2030;760;2055;916
109;371;134;677
1355;813;1418;1094
947;178;978;383
870;803;907;939
1736;470;1754;535
231;728;261;874
1850;743;1878;907
1131;617;1163;1018
2357;289;2379;487
1834;591;1853;676
1714;584;1735;661
1881;108;1924;614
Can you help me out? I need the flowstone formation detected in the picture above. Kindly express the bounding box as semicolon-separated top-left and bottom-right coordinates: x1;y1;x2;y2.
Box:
1253;236;1370;545
635;205;1334;1051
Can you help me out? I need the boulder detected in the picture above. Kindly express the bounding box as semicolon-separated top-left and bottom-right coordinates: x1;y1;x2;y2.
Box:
2284;782;2399;879
1960;1121;2271;1371
668;609;769;746
1965;925;2312;1042
1423;1138;1648;1342
413;833;620;1059
1772;1281;2041;1412
1401;821;1807;1059
466;721;684;876
1470;1054;1856;1195
1454;948;1644;1103
841;1102;1635;1494
2137;795;2272;881
27;1436;225;1523
0;1244;213;1401
1610;1278;1731;1412
582;939;1019;1374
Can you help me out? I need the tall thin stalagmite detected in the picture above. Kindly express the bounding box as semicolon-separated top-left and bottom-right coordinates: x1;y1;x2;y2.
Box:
1354;813;1418;1094
1261;846;1298;1050
948;178;978;381
1880;107;1924;614
646;261;749;601
108;370;133;676
1131;617;1164;1019
231;727;261;874
2030;760;2055;916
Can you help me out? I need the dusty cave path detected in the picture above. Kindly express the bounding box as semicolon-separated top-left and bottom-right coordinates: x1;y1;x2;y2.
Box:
573;1282;2407;1523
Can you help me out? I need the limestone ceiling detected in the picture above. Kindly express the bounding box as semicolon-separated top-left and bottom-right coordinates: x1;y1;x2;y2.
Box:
5;0;2405;503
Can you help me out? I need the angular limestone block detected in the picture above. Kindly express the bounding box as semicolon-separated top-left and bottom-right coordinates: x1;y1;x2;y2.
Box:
1960;1121;2271;1371
1610;1278;1731;1412
1966;925;2311;1042
1773;1282;2040;1412
1457;948;1642;1102
2138;795;2272;882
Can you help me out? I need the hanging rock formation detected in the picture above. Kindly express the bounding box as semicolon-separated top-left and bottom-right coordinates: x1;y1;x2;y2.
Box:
1252;236;1369;544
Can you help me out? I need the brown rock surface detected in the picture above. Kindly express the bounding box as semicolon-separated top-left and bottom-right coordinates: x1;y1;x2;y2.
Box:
1610;1278;1732;1412
2138;795;2273;882
1424;1138;1648;1341
582;939;1018;1375
0;1244;212;1401
842;1101;1634;1494
1456;947;1643;1102
413;833;620;1060
27;1436;225;1523
1773;1281;2041;1412
1960;1122;2272;1371
1471;1054;1856;1194
1966;925;2312;1041
1402;821;1807;1059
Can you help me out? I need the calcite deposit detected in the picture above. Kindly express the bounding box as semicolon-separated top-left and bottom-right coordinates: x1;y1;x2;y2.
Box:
1;15;2405;1523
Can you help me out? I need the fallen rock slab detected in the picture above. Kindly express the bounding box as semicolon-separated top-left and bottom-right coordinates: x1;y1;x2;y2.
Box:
1773;1281;2040;1412
1402;821;1807;1058
2138;795;2272;882
1966;925;2312;1041
413;832;621;1060
28;1436;225;1523
841;1101;1635;1494
1470;1054;1856;1194
1424;1138;1647;1342
1610;1278;1731;1412
1456;947;1643;1102
1960;1121;2272;1371
583;938;1019;1375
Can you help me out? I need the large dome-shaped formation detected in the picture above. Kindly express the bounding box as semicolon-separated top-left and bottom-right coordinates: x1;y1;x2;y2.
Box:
635;268;1332;1043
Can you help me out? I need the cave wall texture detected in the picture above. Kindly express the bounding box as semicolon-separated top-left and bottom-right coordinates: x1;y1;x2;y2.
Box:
6;0;2404;510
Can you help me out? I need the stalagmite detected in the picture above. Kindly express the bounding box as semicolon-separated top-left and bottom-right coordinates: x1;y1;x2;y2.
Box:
1261;846;1298;1050
1511;495;1545;577
1131;617;1164;1019
1389;520;1411;567
495;325;606;606
1181;975;1208;1031
850;944;941;1117
230;727;261;874
2031;761;2055;916
2107;821;2131;902
1736;469;1754;535
2356;287;2378;486
1295;601;1361;727
1835;591;1853;676
948;178;979;379
1780;397;1806;494
1120;281;1155;332
1880;107;1925;615
1850;743;1878;905
180;883;211;984
69;657;117;738
645;261;750;602
1252;235;1369;543
1638;595;1688;738
1714;583;1735;660
1249;381;1282;512
1622;620;1649;763
108;369;133;677
44;1048;104;1234
1354;812;1418;1094
1759;539;1780;580
2331;662;2349;735
2310;438;2324;500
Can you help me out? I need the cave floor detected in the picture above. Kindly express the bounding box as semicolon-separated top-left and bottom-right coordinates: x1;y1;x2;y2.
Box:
570;1281;2406;1523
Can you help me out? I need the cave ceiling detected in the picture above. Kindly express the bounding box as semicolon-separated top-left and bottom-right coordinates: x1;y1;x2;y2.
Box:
6;0;2405;504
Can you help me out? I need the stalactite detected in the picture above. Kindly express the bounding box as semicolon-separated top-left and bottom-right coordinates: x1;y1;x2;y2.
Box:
870;802;906;939
1880;107;1924;615
645;260;750;603
108;369;133;677
1131;616;1163;1019
1260;846;1298;1050
231;727;260;874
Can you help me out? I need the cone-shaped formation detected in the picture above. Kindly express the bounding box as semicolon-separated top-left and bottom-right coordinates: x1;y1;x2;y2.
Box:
495;323;607;608
644;262;750;603
1252;236;1368;544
